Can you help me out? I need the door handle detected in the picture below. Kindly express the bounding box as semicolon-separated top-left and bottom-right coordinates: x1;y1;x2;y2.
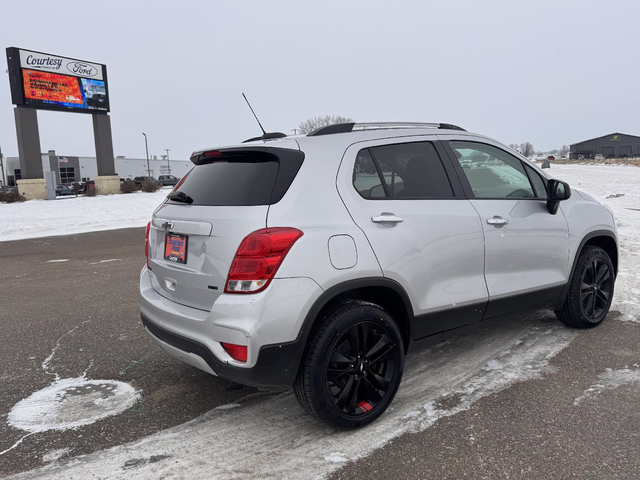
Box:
371;213;404;224
486;216;509;227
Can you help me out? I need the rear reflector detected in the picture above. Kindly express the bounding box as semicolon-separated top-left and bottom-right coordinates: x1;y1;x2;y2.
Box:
221;342;247;362
225;227;303;294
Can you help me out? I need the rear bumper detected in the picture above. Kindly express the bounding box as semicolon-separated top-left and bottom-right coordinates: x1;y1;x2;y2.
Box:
142;314;304;388
139;267;322;388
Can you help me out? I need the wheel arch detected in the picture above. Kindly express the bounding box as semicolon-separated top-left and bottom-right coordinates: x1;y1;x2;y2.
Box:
300;278;414;356
557;229;618;308
583;233;618;275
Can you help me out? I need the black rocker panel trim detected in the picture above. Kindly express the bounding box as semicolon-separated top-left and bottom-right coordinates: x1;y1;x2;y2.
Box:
483;285;564;319
412;302;486;342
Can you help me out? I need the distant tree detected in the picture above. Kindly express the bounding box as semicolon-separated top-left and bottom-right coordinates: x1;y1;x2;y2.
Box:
508;143;521;152
560;145;569;156
469;150;489;163
519;142;535;157
298;115;354;134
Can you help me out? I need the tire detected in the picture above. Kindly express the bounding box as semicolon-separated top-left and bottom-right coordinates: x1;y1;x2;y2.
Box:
294;300;404;429
555;246;615;328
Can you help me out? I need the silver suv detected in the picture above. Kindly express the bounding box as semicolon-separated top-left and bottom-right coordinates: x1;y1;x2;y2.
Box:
140;122;617;428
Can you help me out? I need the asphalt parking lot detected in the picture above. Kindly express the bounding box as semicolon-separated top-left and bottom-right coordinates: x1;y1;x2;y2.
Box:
1;228;639;479
0;228;257;477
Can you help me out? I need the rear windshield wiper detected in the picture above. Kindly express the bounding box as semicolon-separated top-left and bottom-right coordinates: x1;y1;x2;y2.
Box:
167;191;193;204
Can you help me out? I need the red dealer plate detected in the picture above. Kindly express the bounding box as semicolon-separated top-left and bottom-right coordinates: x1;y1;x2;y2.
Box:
164;234;188;264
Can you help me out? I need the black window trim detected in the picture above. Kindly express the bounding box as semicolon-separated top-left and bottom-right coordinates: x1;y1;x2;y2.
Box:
523;163;548;199
442;140;548;201
352;140;465;201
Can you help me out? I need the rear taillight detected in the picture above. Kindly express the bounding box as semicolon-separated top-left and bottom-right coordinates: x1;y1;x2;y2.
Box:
225;227;303;294
145;221;152;270
221;342;247;362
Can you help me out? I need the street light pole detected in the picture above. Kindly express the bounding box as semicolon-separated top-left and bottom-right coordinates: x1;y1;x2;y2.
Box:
164;148;170;175
0;145;5;187
142;133;151;177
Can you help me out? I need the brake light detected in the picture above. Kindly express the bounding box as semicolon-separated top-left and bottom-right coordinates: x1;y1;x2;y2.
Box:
225;227;303;294
145;221;152;270
221;342;248;362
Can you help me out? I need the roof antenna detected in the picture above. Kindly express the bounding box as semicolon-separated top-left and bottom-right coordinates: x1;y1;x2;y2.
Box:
242;93;267;136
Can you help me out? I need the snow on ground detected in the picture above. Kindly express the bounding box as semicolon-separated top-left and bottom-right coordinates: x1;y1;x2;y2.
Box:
7;315;576;480
0;189;171;242
573;366;640;406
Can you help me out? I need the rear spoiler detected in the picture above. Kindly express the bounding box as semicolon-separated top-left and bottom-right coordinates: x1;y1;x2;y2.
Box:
189;146;302;166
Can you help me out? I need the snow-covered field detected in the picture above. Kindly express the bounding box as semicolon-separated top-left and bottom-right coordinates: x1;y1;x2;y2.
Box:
3;164;640;479
0;189;171;242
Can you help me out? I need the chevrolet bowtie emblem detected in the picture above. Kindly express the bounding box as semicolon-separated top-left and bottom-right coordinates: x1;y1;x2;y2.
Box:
161;221;175;230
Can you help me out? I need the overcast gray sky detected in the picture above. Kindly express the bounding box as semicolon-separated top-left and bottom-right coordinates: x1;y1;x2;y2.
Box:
1;0;639;160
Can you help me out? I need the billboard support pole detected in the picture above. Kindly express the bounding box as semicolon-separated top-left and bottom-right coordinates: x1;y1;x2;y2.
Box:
92;113;119;195
92;114;116;176
14;107;47;200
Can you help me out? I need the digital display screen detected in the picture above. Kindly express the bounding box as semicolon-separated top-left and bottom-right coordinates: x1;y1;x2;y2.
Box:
6;47;110;114
22;69;108;112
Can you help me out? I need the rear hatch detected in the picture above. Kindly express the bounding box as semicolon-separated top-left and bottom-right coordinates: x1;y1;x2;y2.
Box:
148;145;304;311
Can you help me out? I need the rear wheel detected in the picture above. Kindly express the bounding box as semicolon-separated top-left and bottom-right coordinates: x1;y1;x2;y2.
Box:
294;300;404;429
555;246;615;328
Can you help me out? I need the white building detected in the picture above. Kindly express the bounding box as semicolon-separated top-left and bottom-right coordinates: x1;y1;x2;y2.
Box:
3;153;192;186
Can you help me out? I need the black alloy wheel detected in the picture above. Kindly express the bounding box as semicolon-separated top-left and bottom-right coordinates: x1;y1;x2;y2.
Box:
556;246;615;328
294;300;404;429
326;321;398;416
580;257;613;320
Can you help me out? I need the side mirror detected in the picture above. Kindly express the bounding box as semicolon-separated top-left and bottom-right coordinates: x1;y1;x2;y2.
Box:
547;179;571;214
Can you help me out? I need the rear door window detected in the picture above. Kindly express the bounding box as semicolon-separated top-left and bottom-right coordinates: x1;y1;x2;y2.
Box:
353;142;454;199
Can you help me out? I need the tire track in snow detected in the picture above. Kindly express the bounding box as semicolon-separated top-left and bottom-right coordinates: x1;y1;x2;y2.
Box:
7;313;576;480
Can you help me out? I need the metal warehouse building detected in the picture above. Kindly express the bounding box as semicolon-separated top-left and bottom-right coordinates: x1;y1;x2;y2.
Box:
3;153;192;186
570;132;640;159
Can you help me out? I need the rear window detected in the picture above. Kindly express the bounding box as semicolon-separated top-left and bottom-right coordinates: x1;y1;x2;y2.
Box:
172;149;303;206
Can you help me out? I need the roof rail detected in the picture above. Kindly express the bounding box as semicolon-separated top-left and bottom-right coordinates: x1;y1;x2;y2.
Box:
308;122;466;137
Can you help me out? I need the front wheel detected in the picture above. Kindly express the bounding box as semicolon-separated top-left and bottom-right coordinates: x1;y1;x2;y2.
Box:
294;300;404;429
555;246;615;328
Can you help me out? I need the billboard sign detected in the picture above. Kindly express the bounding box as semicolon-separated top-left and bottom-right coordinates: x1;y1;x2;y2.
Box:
6;47;109;114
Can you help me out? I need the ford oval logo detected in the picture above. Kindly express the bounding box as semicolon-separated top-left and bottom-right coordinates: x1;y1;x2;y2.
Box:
66;62;98;77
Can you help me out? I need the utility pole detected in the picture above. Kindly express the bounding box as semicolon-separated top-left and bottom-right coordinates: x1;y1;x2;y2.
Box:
0;145;5;187
164;148;170;175
291;128;298;135
142;133;151;177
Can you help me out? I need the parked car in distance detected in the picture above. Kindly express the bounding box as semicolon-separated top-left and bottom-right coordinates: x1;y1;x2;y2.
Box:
595;154;604;160
78;180;95;193
0;186;17;194
134;176;159;187
158;175;179;186
55;184;74;196
140;121;618;429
